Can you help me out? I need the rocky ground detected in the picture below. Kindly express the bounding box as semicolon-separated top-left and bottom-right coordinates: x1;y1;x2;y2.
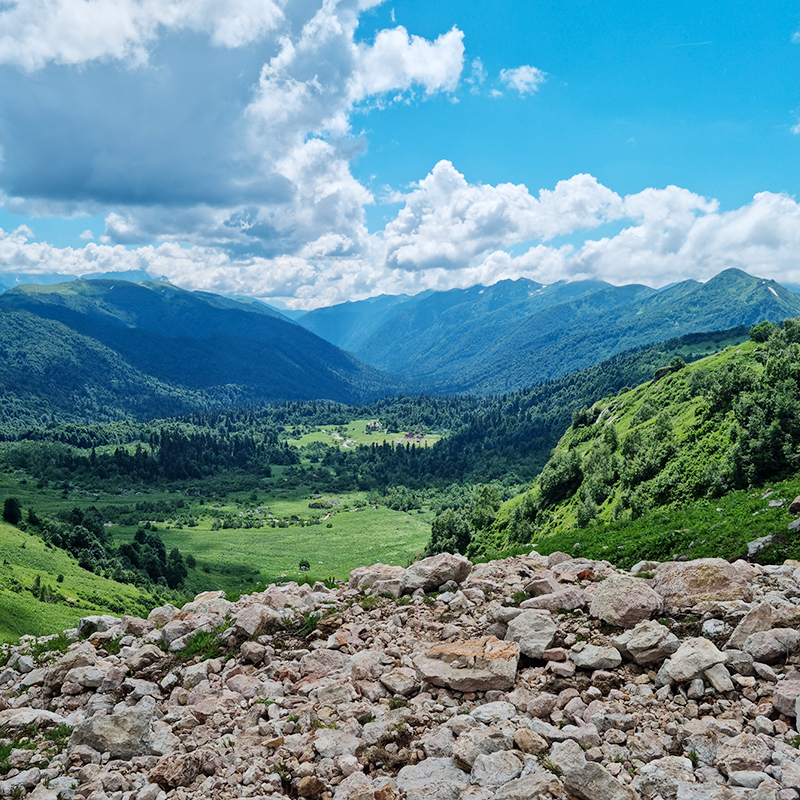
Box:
3;545;800;800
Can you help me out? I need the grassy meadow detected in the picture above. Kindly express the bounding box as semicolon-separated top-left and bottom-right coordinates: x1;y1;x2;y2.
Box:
0;470;432;641
286;418;441;449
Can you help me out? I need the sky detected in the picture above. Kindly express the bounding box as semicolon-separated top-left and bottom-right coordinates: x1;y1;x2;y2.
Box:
0;1;799;309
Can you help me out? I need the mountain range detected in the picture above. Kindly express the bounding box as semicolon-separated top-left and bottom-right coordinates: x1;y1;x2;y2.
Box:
0;268;798;430
297;268;800;394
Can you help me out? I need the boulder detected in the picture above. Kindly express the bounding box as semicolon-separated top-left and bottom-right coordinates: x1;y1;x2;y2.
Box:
370;577;404;598
520;587;587;611
704;663;733;693
0;708;65;732
403;553;472;592
469;751;523;786
453;727;514;769
0;768;41;796
570;645;622;670
397;758;469;800
126;644;164;672
298;776;328;797
161;619;195;646
44;643;96;692
147;603;179;628
77;615;121;637
69;696;155;760
773;677;800;716
226;673;265;700
63;665;108;689
180;591;232;616
550;739;638;800
121;615;153;637
524;574;560;596
665;638;726;683
413;637;519;692
725;603;774;651
379;667;419;697
332;772;375;800
313;729;364;759
470;701;516;724
652;558;752;610
492;772;553;800
743;628;800;664
240;641;267;664
300;649;351;677
504;611;557;658
349;564;405;591
232;605;281;638
613;619;679;665
589;575;662;628
632;756;695;800
148;749;221;789
714;733;770;776
421;727;456;758
512;728;548;755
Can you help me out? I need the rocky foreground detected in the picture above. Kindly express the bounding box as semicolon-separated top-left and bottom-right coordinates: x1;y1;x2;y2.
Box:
3;551;800;800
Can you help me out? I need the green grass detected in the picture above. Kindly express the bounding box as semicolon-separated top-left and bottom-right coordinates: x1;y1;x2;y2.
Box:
116;503;430;595
0;467;432;641
286;419;440;450
525;478;798;568
0;519;155;643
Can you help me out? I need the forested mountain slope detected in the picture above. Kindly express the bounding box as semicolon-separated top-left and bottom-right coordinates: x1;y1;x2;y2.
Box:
296;292;432;351
352;269;800;394
0;280;399;410
0;307;217;433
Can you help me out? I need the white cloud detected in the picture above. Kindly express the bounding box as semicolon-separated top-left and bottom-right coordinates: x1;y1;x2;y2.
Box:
78;229;94;240
380;161;622;269
5;180;800;310
792;119;800;135
351;26;464;98
1;0;467;266
466;56;486;93
566;188;800;287
3;3;799;311
499;64;546;95
0;0;286;71
793;31;800;44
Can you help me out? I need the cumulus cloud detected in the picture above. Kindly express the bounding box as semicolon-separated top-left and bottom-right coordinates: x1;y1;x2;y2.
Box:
351;26;464;98
0;0;465;261
381;161;622;269
5;178;800;309
499;64;546;95
0;0;286;71
2;2;799;311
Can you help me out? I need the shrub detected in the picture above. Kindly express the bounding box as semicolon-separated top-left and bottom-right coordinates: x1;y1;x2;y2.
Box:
538;449;582;508
3;498;22;525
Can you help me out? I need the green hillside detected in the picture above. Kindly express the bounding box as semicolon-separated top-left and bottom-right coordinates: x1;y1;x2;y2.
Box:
0;519;160;643
464;317;800;562
297;292;432;351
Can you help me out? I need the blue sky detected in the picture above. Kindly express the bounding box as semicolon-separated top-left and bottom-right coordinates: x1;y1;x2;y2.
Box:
0;1;799;307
